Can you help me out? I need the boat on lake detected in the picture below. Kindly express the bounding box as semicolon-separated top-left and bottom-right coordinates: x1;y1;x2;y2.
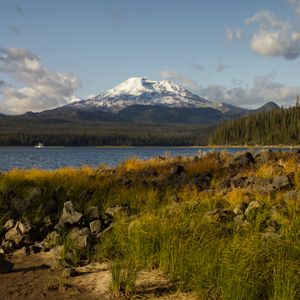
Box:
34;143;44;148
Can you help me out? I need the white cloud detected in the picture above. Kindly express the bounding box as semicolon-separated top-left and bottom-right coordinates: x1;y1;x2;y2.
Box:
289;0;300;15
245;10;300;59
0;47;80;114
225;28;233;41
226;27;244;41
160;70;200;90
236;28;244;40
200;74;300;108
160;70;299;108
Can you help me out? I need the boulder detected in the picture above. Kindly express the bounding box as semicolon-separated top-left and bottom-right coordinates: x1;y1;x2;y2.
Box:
105;205;130;219
89;220;102;236
244;177;272;190
5;224;24;244
231;174;248;188
67;227;90;249
255;149;275;163
272;175;292;190
3;219;15;231
17;220;32;235
1;240;14;253
4;220;34;247
232;152;255;168
56;201;83;229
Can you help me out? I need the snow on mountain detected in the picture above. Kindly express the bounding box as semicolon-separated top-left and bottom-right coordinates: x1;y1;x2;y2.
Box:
69;77;242;113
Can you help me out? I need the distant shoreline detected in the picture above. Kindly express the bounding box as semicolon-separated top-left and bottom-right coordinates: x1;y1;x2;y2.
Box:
0;145;297;149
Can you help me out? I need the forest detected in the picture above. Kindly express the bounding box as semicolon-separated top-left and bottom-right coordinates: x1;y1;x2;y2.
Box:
0;116;212;146
209;105;300;145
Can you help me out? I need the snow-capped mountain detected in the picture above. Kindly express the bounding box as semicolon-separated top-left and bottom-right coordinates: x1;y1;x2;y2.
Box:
69;77;242;114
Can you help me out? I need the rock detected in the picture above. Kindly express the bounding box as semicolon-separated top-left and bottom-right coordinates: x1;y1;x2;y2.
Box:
1;240;14;252
5;224;23;244
89;220;102;236
3;219;15;231
56;201;83;229
244;177;272;191
50;245;64;261
245;201;262;217
4;220;35;248
272;175;292;190
67;227;90;249
44;231;60;249
105;205;130;218
170;165;185;176
232;152;255;168
17;220;32;235
255;149;275;163
28;242;47;254
231;174;248;188
0;256;14;274
44;215;56;229
86;206;100;221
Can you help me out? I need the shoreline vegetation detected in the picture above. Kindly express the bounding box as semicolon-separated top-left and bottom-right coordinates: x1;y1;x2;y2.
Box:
1;149;300;299
1;144;300;148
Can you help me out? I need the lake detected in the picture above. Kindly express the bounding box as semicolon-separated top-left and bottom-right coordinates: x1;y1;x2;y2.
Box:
0;146;292;172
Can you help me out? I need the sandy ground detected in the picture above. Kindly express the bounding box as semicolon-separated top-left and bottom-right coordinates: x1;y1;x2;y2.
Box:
0;249;197;300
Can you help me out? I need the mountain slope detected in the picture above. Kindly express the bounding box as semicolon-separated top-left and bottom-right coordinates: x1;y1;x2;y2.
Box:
117;105;227;124
248;101;280;115
69;77;245;115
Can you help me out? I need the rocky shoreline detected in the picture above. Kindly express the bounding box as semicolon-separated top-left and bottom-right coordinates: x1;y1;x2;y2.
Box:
0;149;300;299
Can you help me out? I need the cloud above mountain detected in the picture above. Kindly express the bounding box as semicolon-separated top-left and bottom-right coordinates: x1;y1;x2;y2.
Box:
246;10;300;60
160;70;299;108
0;47;80;114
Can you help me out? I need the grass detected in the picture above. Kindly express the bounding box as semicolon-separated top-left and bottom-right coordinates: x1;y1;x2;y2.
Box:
0;151;300;298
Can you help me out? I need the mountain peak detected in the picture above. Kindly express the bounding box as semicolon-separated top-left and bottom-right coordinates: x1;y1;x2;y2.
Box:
101;77;190;99
69;77;243;114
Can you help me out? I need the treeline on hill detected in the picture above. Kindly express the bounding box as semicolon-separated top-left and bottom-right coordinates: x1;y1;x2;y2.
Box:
209;105;300;145
0;118;212;146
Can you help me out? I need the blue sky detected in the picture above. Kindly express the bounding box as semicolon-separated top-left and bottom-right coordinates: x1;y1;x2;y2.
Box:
0;0;300;114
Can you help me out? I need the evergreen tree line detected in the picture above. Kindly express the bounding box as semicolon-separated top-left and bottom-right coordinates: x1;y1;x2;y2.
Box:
209;106;300;145
0;132;208;146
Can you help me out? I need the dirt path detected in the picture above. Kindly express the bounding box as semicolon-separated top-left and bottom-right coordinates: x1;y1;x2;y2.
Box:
0;249;196;300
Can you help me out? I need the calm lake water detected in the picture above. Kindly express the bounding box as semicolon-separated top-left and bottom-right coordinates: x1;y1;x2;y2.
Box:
0;147;292;172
